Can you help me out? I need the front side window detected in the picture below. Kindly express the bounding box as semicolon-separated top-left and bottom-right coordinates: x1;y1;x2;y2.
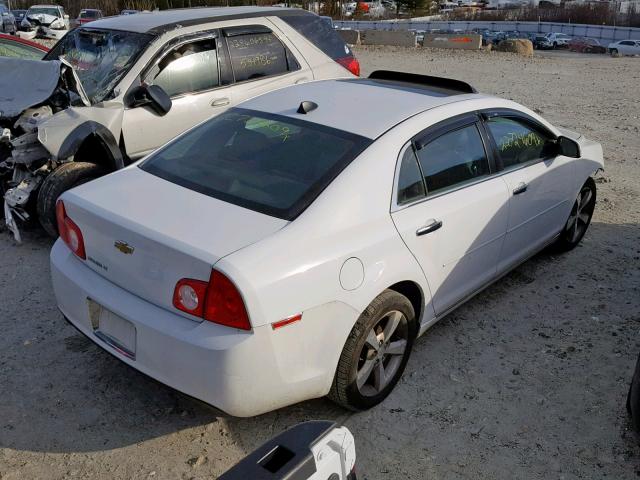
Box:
397;145;425;204
146;38;219;98
140;108;371;220
486;116;552;169
416;124;490;195
225;28;299;82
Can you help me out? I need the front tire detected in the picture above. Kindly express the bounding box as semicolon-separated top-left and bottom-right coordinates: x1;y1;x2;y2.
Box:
329;290;417;411
37;162;106;237
553;177;596;252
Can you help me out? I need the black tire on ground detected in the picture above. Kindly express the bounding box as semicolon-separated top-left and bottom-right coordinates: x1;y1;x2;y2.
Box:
328;289;418;411
37;162;107;237
553;42;558;49
627;352;640;434
553;177;596;252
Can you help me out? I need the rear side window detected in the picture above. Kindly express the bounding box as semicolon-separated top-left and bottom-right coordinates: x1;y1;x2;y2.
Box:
397;146;426;204
140;108;372;220
416;124;489;195
281;14;353;61
224;27;299;82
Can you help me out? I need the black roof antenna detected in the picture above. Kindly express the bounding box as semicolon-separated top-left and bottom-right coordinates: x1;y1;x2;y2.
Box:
297;101;318;114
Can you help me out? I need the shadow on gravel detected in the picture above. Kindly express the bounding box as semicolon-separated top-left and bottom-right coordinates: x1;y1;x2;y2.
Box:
1;221;638;461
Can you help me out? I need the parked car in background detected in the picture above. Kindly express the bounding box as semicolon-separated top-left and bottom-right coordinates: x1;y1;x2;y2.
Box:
608;39;640;56
0;32;49;58
545;32;571;48
11;9;26;24
0;7;360;240
568;37;606;54
120;9;139;15
18;4;69;40
532;34;552;49
50;71;603;416
73;8;102;28
0;4;16;34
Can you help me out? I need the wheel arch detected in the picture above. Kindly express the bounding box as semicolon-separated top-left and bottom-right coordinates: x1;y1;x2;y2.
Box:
386;280;425;325
57;121;124;171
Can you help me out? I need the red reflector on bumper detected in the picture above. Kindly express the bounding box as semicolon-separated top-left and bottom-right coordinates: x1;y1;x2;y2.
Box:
271;314;302;330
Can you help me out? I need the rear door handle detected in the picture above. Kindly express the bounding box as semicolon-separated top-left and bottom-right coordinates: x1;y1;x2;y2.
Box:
416;219;443;236
512;182;528;195
211;98;230;107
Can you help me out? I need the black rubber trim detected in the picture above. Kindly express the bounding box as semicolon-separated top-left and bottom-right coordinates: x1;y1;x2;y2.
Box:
219;421;335;479
369;70;477;94
145;9;316;36
57;121;124;170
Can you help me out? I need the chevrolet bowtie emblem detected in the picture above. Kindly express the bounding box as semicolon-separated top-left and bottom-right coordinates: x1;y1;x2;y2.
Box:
114;241;134;255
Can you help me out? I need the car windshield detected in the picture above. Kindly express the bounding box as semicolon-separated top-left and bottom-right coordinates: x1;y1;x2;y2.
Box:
45;28;152;104
27;7;59;16
80;10;100;18
140;108;372;220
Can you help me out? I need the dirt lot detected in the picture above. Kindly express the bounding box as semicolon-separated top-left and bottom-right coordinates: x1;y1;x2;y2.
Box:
1;47;639;480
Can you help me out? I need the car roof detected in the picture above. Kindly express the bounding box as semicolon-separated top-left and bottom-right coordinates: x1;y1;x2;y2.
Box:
240;78;487;139
85;6;311;35
29;4;61;8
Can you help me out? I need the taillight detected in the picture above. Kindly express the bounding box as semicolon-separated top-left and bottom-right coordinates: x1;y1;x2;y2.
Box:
337;56;360;77
173;270;251;330
56;200;86;259
172;278;208;317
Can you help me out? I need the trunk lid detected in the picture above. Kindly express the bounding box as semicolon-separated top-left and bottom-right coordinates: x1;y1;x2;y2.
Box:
63;167;288;316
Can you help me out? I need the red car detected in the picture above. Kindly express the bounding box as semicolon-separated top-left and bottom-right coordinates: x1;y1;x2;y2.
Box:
568;37;607;54
73;8;103;28
0;33;49;59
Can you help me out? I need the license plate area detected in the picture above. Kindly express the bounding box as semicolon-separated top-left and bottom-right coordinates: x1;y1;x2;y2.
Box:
88;299;136;360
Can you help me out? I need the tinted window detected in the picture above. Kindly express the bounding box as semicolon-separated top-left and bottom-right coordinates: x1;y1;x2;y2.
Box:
486;117;551;169
397;146;425;204
416;124;489;195
282;14;353;61
148;39;219;97
0;39;44;59
226;29;298;82
141;109;372;220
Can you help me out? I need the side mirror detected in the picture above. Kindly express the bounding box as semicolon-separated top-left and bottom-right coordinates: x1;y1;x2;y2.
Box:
126;84;172;116
557;136;581;158
145;84;172;116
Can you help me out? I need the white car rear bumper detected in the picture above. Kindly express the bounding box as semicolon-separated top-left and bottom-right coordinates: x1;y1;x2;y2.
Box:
50;240;357;416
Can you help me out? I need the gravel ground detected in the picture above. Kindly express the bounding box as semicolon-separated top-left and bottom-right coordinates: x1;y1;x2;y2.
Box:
1;47;639;480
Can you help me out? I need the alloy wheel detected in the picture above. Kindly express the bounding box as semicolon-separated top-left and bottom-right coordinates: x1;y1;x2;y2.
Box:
356;310;409;397
566;184;595;243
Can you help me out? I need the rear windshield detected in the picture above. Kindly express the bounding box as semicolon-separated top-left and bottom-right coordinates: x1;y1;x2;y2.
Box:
282;14;353;60
140;109;371;220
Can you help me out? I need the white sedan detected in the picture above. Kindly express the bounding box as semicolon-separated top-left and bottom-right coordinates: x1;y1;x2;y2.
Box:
50;72;604;416
608;39;640;56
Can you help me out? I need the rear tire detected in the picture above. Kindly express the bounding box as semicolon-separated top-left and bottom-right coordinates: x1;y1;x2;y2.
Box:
328;290;417;411
553;177;596;252
37;162;106;237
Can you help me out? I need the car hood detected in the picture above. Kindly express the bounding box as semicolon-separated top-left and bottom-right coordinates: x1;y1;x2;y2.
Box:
24;13;59;26
0;57;61;120
0;57;90;121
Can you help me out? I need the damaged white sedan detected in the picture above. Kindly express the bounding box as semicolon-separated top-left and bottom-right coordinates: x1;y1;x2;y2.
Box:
1;7;359;240
17;5;70;41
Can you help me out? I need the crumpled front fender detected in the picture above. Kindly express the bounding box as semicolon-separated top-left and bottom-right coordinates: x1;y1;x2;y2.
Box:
37;105;125;169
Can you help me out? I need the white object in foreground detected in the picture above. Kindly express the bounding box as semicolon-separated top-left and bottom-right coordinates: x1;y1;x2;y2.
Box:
219;421;356;479
51;72;604;416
